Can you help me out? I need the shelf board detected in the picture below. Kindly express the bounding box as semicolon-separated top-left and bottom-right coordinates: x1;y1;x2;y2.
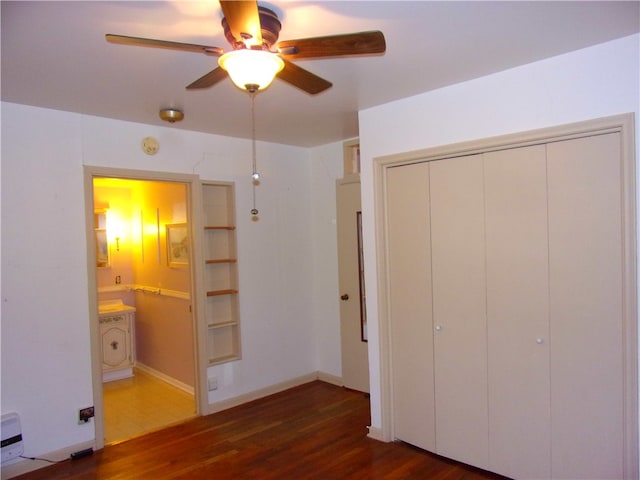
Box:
206;289;238;297
204;225;236;230
208;320;238;329
208;354;240;366
205;258;237;264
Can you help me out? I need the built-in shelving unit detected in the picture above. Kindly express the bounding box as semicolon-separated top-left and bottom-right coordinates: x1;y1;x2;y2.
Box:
201;182;241;365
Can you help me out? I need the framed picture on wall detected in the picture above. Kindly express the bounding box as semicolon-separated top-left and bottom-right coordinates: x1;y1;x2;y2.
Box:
166;223;189;267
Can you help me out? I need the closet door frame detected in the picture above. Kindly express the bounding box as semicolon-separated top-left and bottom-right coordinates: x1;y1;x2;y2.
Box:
373;113;637;479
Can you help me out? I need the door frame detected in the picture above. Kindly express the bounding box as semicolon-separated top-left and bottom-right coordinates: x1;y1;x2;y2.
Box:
373;113;637;477
83;166;206;449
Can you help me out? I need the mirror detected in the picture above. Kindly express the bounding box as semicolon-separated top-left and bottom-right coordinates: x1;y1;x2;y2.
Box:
95;209;109;268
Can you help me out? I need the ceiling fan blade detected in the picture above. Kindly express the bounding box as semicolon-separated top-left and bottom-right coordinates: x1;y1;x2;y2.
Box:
186;67;229;90
277;31;386;60
106;34;223;56
219;0;262;48
277;60;332;95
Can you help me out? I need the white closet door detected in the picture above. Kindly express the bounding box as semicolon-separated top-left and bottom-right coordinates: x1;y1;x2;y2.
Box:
547;133;624;480
386;162;436;451
484;145;551;479
429;154;489;469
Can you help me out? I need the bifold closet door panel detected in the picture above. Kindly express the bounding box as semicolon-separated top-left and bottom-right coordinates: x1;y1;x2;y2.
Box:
386;162;436;452
484;145;551;480
429;154;489;469
547;133;624;480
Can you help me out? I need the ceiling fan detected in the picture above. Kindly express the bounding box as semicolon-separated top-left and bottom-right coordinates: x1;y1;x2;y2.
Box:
106;0;386;94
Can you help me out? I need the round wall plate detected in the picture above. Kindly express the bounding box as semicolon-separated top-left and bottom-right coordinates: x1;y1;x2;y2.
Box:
142;136;159;155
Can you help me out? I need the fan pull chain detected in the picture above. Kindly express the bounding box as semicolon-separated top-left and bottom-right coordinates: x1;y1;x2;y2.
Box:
250;91;260;221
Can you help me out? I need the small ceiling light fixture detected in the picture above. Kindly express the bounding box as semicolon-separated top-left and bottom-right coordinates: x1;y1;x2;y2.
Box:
159;108;184;123
218;49;284;93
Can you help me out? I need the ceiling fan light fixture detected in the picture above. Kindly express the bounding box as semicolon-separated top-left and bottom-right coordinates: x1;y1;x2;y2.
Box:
218;49;284;92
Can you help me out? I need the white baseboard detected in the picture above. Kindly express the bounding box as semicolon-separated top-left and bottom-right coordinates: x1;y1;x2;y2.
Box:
317;371;343;387
205;372;317;414
0;440;95;480
367;425;386;442
103;368;133;383
204;371;342;415
135;363;194;395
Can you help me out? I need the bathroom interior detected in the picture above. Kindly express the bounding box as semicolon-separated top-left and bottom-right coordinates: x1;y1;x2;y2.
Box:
93;177;196;444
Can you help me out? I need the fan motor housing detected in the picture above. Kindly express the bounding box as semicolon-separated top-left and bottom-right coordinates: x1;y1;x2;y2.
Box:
222;6;281;50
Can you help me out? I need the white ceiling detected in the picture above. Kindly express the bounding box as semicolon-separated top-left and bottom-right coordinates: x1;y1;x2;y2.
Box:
2;1;638;147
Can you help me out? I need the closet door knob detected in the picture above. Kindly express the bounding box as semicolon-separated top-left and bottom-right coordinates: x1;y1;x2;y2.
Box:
341;294;349;301
435;325;442;332
536;338;544;344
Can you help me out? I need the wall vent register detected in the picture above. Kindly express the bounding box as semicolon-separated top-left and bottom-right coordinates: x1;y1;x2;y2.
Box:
1;413;24;464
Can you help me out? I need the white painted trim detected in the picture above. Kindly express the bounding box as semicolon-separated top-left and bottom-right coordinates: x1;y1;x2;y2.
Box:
203;372;343;415
317;371;343;387
97;284;190;301
130;284;190;301
367;426;385;442
205;373;318;414
102;368;133;383
84;165;203;452
135;363;195;396
343;138;360;177
0;440;95;480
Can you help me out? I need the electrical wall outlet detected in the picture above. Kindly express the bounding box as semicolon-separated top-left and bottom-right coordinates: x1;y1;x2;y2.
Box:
207;377;218;391
78;406;95;424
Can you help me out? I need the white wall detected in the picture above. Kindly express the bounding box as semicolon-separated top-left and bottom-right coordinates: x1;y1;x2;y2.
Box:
2;105;91;456
359;34;640;432
309;142;345;379
0;103;342;459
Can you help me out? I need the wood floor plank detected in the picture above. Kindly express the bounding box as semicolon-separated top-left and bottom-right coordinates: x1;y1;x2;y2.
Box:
13;381;509;480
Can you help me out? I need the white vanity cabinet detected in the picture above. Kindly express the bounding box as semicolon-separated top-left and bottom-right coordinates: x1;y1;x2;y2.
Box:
99;302;136;382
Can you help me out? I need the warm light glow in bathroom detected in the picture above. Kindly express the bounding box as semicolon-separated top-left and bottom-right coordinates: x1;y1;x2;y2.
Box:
106;211;126;245
143;223;160;237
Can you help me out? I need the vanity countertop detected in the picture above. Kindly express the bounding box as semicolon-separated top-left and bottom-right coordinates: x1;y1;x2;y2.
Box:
98;300;136;315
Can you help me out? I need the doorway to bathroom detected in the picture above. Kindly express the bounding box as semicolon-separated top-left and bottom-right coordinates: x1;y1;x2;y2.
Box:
89;171;200;446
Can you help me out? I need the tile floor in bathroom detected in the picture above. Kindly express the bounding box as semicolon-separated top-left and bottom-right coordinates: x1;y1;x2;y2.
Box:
103;368;196;444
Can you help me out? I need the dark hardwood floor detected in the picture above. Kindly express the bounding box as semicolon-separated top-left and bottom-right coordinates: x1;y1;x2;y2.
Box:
14;381;509;479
